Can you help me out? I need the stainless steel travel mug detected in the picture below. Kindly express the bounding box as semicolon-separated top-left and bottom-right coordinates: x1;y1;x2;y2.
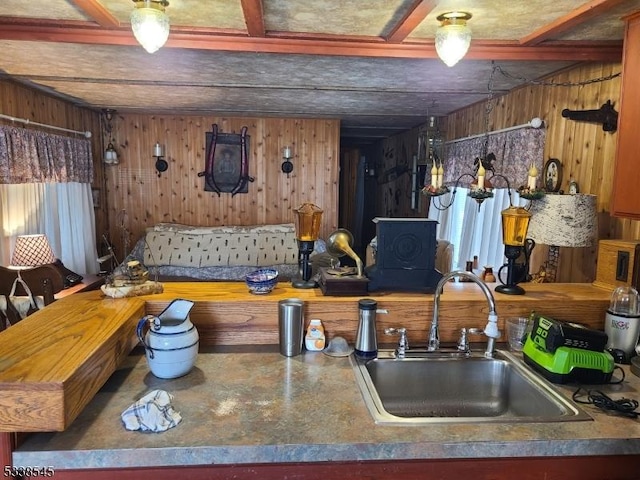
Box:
278;298;305;357
355;298;378;359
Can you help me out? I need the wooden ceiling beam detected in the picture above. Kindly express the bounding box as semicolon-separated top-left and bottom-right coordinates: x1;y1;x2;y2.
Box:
386;0;438;43
0;22;622;62
69;0;120;28
520;0;629;46
240;0;265;37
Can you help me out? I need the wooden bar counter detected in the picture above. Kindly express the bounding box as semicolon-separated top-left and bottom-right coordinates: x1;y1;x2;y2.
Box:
5;281;640;479
0;281;613;433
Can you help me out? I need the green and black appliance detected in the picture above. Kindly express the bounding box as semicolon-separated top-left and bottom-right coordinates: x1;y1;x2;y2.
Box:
522;313;614;384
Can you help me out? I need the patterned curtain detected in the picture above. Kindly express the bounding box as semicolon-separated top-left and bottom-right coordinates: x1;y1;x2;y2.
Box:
443;127;546;188
0;125;93;184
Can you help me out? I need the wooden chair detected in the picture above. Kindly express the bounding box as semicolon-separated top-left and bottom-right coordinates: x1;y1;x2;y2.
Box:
0;265;64;330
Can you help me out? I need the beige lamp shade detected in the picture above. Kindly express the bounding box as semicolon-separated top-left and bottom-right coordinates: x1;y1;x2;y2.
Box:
11;234;56;267
527;194;598;247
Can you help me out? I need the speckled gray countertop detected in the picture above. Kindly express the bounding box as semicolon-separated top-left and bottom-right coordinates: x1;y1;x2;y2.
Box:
13;346;640;469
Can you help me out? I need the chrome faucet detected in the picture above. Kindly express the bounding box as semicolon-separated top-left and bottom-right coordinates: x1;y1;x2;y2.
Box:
428;270;500;358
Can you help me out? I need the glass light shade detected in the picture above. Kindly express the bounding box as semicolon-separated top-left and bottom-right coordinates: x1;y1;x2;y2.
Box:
11;234;56;267
435;16;472;67
131;1;170;54
294;203;323;241
104;142;119;165
501;206;531;247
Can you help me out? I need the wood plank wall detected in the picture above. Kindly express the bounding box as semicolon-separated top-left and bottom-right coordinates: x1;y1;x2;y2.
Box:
367;61;639;283
102;114;340;258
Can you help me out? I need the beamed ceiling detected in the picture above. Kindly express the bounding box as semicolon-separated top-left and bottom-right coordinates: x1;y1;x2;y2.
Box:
0;0;637;146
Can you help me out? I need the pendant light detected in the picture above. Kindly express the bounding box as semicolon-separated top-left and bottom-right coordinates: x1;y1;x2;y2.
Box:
103;109;119;166
131;0;170;54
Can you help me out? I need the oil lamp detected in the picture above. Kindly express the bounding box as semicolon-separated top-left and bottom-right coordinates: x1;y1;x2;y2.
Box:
495;206;532;295
292;203;323;288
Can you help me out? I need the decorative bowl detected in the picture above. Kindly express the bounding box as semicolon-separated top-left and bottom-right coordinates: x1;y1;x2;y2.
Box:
245;268;279;294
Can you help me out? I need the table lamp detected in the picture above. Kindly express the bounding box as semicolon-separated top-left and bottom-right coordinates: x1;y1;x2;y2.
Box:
11;234;56;269
526;194;597;282
495;206;532;295
292;203;323;288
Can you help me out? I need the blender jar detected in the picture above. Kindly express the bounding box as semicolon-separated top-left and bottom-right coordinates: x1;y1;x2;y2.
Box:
605;286;640;363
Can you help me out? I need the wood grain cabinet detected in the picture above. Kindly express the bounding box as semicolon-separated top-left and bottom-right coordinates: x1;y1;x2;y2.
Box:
611;11;640;219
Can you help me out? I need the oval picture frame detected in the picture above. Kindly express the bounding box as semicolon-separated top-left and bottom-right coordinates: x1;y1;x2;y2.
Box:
544;158;563;192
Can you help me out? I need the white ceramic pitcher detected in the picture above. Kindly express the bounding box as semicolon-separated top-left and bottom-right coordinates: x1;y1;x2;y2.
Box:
136;298;198;379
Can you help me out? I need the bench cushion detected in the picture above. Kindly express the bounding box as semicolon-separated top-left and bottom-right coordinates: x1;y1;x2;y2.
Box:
143;223;298;268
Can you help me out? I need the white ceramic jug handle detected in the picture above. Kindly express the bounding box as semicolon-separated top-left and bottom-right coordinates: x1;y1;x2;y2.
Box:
136;315;156;359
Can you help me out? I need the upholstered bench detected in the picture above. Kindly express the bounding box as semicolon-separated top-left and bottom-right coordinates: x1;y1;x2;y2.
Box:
126;223;321;281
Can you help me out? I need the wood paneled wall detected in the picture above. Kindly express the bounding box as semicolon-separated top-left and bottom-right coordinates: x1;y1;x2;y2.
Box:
368;126;422;220
102;114;340;257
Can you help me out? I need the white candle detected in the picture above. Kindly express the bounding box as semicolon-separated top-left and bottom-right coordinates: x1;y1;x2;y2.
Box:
430;163;438;187
153;142;163;157
527;164;538;190
283;146;291;159
477;163;486;189
437;162;444;188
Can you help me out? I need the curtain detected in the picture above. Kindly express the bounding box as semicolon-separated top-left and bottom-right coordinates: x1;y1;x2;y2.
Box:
0;125;97;273
443;128;545;187
429;127;545;276
0;125;93;184
0;183;98;274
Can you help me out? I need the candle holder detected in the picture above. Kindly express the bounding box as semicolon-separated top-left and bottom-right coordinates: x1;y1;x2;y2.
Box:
495;205;532;295
292;203;323;289
421;185;450;197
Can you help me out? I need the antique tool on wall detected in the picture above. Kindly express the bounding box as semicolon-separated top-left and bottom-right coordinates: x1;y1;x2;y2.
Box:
522;313;614;384
561;100;618;132
318;228;369;296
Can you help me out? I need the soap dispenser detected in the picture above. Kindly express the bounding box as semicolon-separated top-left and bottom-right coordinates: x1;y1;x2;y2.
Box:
355;298;379;359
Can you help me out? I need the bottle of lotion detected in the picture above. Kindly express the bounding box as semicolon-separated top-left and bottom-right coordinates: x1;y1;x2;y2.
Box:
305;319;326;351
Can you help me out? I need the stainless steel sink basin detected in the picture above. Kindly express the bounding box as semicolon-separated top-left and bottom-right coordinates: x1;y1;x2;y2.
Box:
350;350;592;424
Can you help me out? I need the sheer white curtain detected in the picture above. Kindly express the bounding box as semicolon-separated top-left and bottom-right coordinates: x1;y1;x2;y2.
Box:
428;188;526;275
0;182;98;274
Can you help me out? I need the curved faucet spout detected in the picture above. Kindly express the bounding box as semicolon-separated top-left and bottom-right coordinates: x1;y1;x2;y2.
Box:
428;270;499;357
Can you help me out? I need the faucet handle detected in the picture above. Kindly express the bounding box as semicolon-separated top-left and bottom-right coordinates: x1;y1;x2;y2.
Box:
384;327;408;358
467;327;484;336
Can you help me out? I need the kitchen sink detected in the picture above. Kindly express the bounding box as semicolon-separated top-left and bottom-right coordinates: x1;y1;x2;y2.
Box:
350;349;592;424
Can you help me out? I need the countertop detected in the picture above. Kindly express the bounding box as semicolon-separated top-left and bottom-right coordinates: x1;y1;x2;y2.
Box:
13;345;640;469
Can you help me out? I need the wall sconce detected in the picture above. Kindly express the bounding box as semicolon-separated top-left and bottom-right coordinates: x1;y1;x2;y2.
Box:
153;142;168;176
131;0;170;54
435;11;472;67
281;146;293;176
103;109;119;166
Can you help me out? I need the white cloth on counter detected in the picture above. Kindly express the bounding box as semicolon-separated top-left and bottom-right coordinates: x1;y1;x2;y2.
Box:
121;389;182;432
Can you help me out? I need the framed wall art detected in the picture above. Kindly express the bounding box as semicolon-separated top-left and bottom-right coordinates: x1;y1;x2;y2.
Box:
199;124;254;196
544;158;563;192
